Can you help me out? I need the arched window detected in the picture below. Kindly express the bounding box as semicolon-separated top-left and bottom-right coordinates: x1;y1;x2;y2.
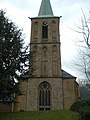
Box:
42;21;48;39
39;82;51;110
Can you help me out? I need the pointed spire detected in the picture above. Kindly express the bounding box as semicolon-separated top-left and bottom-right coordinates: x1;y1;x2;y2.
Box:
38;0;54;17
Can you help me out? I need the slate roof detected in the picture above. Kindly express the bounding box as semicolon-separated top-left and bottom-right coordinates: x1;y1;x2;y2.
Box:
38;0;54;17
61;69;76;79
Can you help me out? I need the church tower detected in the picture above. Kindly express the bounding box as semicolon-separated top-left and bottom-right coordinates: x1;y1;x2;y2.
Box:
30;0;61;78
29;0;63;111
14;0;79;112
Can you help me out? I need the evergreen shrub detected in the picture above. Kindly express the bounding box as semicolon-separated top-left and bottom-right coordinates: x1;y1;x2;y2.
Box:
70;100;90;112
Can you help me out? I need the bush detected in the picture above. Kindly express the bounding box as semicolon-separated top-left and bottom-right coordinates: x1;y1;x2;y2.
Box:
70;100;90;112
79;107;90;120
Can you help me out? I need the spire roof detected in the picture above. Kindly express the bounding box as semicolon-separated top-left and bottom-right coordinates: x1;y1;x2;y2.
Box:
38;0;54;17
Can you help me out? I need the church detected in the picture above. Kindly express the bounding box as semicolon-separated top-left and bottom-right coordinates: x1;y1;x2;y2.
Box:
14;0;79;111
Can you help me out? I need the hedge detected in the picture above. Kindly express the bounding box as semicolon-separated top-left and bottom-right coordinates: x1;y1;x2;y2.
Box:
79;107;90;120
70;100;90;112
70;100;90;120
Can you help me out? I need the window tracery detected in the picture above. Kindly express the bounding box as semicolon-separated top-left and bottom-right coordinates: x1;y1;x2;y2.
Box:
39;82;51;110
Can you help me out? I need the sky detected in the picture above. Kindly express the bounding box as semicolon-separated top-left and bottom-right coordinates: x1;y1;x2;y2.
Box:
0;0;90;78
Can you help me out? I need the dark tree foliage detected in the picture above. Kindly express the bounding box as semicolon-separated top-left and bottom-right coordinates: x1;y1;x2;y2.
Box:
0;10;33;104
70;100;90;112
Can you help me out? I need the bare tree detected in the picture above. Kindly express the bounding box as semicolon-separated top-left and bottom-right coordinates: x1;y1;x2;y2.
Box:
75;10;90;85
72;11;90;100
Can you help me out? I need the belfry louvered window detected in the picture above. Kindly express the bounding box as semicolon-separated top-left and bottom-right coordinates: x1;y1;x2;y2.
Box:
39;82;51;110
42;21;48;39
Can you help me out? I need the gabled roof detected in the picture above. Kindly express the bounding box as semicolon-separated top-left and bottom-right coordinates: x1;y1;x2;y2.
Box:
61;69;76;79
38;0;54;17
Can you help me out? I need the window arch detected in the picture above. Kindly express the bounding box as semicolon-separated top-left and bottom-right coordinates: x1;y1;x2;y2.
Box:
39;81;51;110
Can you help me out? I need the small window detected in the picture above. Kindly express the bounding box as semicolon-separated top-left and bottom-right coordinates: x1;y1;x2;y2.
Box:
42;21;48;39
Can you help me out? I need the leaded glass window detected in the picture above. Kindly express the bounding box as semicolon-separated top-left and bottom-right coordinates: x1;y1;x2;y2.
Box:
39;82;51;110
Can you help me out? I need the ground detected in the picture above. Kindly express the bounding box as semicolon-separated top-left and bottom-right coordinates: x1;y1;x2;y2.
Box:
0;110;78;120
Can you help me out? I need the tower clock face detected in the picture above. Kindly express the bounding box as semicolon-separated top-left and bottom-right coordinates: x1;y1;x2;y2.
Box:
43;21;48;26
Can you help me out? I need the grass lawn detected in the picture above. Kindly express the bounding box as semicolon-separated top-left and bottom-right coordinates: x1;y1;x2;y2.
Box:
0;110;78;120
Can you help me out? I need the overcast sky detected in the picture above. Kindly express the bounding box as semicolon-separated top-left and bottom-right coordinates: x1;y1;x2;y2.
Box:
0;0;90;78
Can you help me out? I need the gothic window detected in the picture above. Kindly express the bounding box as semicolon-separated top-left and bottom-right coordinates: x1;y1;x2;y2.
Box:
39;82;51;110
42;21;48;39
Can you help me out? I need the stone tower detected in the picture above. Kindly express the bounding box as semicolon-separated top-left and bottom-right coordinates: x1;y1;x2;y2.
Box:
14;0;79;112
29;0;63;111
